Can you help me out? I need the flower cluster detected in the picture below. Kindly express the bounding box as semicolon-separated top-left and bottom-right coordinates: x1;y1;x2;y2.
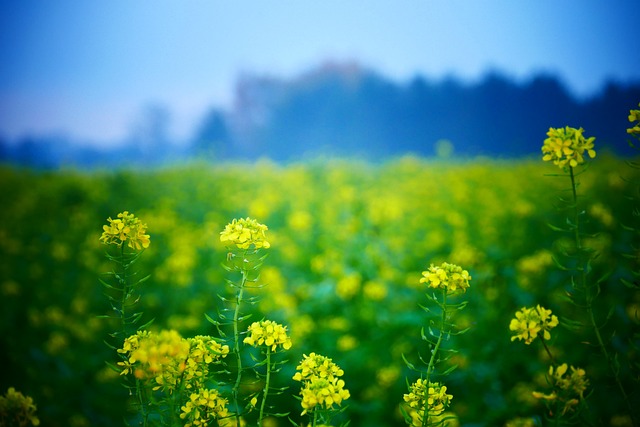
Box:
220;217;270;250
292;352;350;416
0;387;40;426
541;126;596;169
183;336;230;389
420;262;471;295
180;388;229;427
403;379;453;426
243;319;292;352
509;305;559;345
532;363;589;416
117;330;229;393
628;104;640;136
117;330;190;391
100;211;150;250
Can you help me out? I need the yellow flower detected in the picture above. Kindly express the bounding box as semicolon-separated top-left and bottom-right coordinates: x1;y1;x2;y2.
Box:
183;336;229;389
220;217;270;249
509;305;558;344
0;387;40;426
292;352;345;383
243;319;292;352
403;379;453;425
100;211;150;250
180;388;229;427
420;262;471;295
293;352;350;415
117;331;229;392
628;103;640;136
299;377;351;416
533;363;589;415
541;126;596;169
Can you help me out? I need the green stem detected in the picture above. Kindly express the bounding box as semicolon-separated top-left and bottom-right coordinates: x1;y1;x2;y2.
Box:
258;348;272;426
115;245;148;427
569;166;637;424
312;409;318;427
232;261;248;427
422;288;447;427
118;244;129;338
537;332;556;364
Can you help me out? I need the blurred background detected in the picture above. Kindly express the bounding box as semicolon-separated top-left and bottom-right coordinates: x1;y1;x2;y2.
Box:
1;0;640;167
1;2;640;427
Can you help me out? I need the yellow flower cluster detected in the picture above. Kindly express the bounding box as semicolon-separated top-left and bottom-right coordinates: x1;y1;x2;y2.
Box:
509;305;559;345
183;336;230;389
0;387;40;426
100;211;151;250
292;352;350;416
403;379;453;426
532;363;589;416
541;126;596;169
420;262;471;295
628;104;640;136
220;217;270;250
243;319;292;352
179;388;229;427
117;330;229;392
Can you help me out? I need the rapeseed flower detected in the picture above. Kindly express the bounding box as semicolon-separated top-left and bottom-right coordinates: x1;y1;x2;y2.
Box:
179;388;229;427
243;319;292;352
118;330;190;391
118;331;229;392
628;104;640;136
293;352;345;383
541;126;596;169
0;387;40;426
183;336;229;389
403;379;453;426
298;377;351;416
100;211;150;250
532;363;589;415
420;262;471;295
509;305;559;345
293;353;350;416
220;217;270;249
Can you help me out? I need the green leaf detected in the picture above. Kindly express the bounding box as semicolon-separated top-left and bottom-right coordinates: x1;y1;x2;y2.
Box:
561;316;585;331
551;255;569;271
133;274;151;286
547;222;568;232
98;278;119;291
205;312;220;325
621;278;640;289
138;317;155;330
441;364;458;375
401;353;415;370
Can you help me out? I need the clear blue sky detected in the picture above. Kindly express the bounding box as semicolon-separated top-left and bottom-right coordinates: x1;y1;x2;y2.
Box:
1;0;639;146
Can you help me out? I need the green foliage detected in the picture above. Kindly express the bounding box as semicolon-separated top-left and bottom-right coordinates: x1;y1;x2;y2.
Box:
0;154;638;426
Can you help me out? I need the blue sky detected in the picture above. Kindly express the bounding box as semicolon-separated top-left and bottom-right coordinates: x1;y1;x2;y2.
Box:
1;1;639;146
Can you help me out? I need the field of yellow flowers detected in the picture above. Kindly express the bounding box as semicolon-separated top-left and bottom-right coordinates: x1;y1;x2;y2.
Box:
1;130;639;426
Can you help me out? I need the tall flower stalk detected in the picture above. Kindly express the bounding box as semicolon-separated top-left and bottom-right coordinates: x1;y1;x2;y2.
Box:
99;211;152;424
216;217;271;426
402;262;471;427
292;352;350;426
244;319;292;425
542;127;636;424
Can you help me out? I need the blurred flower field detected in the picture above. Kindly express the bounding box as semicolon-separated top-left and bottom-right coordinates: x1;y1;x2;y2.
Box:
1;145;639;425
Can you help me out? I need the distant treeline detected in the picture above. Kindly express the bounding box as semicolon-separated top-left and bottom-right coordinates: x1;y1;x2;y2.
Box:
3;64;640;168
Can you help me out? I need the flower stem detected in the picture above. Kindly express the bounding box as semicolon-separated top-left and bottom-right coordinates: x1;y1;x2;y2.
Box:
258;347;272;426
537;333;555;364
569;166;637;424
232;261;248;427
422;288;447;427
